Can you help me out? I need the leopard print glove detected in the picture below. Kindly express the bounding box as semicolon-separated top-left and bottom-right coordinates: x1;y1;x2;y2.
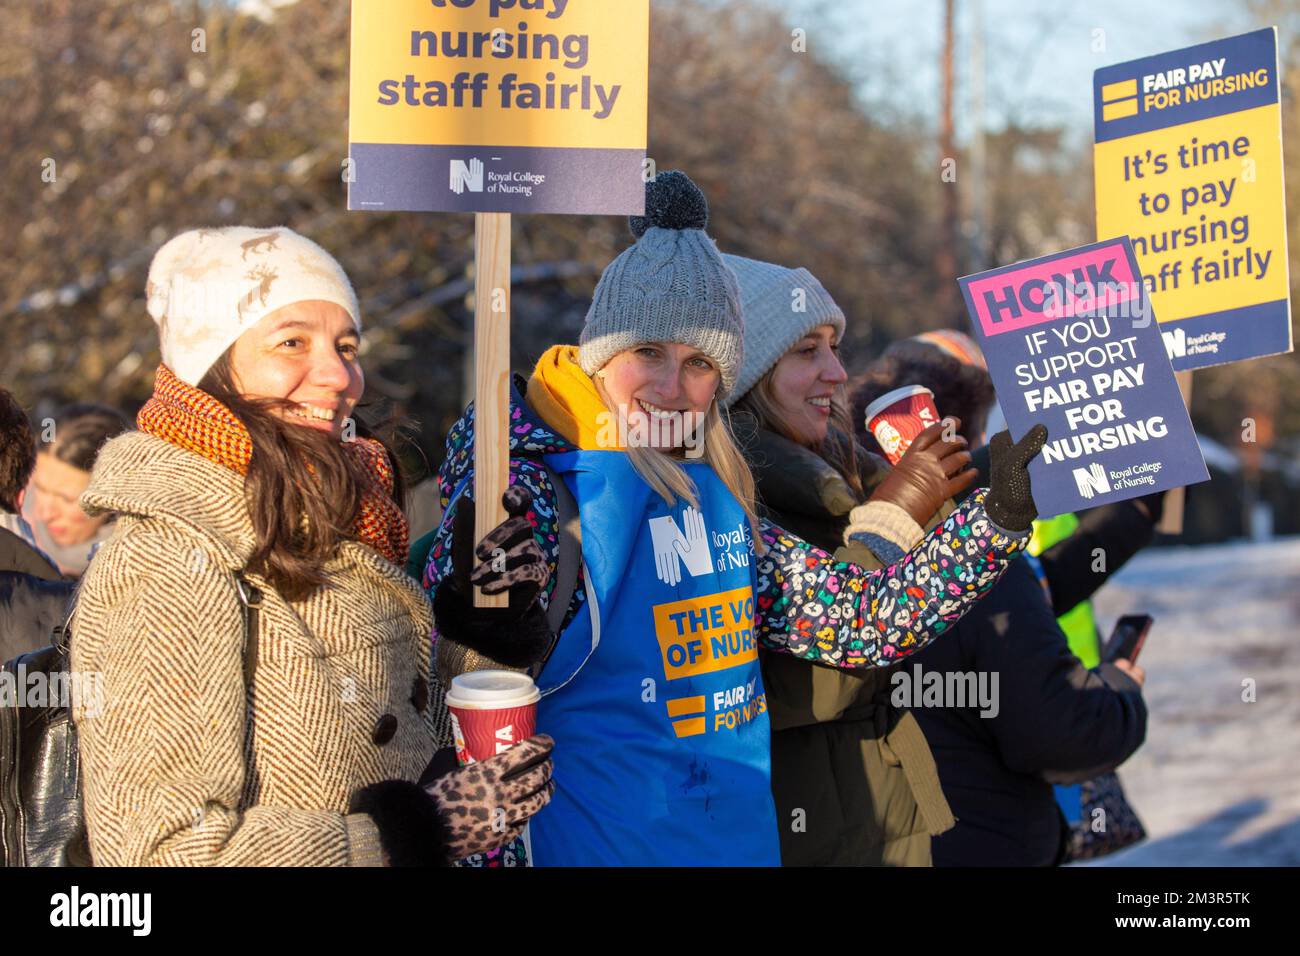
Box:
462;485;549;606
422;734;556;860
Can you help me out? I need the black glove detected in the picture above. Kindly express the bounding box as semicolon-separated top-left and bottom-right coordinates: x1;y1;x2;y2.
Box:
432;486;553;668
984;425;1048;533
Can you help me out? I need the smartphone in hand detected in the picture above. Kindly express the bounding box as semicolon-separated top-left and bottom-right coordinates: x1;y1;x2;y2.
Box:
1103;614;1154;664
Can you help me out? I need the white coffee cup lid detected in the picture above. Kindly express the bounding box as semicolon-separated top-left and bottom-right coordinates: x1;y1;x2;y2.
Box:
864;385;936;425
446;669;540;709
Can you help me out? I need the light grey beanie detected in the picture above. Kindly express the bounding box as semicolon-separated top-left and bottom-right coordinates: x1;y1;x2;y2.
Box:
579;171;744;395
721;254;847;407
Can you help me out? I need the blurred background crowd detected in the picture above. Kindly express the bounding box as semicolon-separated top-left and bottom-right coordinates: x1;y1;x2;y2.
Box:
3;0;1298;547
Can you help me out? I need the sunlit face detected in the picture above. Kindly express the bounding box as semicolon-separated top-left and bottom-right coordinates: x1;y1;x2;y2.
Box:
598;342;720;449
767;324;848;446
227;300;364;440
29;452;107;546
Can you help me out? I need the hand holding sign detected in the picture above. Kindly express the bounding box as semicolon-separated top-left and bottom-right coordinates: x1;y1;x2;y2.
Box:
984;424;1049;533
349;0;648;609
960;238;1209;517
432;487;555;668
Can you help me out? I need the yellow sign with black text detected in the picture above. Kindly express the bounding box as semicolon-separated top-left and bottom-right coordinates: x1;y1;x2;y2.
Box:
348;0;648;214
1093;28;1292;369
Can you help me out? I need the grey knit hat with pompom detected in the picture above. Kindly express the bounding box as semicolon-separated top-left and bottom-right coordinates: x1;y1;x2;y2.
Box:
578;171;744;395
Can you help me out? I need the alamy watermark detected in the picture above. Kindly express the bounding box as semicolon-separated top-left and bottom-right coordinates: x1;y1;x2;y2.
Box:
0;665;104;718
890;663;1000;718
49;886;151;936
983;275;1152;328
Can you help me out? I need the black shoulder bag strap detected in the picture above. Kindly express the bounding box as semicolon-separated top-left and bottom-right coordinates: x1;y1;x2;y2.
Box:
234;572;263;687
51;582;82;663
57;572;261;683
532;465;582;679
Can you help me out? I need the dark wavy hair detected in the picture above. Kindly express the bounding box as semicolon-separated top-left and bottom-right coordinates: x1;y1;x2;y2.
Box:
198;350;406;602
849;344;996;454
0;388;36;513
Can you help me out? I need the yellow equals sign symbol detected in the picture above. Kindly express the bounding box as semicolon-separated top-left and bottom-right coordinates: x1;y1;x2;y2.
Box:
667;695;706;738
1101;78;1139;121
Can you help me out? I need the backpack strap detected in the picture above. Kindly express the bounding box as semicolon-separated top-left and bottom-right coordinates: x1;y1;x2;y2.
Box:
533;464;581;677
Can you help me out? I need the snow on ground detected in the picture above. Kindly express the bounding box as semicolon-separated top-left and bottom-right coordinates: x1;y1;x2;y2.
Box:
1083;536;1300;866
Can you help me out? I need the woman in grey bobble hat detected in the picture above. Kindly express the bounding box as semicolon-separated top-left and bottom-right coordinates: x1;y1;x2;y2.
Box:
578;171;744;395
422;171;1046;867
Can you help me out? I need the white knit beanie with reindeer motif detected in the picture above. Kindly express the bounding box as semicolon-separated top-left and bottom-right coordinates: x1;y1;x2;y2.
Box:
144;226;361;386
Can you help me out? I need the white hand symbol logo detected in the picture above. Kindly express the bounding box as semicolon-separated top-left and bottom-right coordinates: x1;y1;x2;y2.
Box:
1074;462;1107;500
674;506;712;578
649;507;712;585
649;517;683;585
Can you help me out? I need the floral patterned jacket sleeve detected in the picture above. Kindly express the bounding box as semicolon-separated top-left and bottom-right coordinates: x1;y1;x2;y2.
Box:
754;488;1028;668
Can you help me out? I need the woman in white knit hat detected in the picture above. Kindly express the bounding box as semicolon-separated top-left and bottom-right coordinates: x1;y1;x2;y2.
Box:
722;254;985;867
423;171;1048;866
70;226;553;866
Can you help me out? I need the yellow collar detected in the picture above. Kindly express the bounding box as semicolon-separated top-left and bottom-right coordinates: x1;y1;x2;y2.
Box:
525;345;611;451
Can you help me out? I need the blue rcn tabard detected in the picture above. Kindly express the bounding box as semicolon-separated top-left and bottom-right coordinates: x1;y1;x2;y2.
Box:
528;449;780;866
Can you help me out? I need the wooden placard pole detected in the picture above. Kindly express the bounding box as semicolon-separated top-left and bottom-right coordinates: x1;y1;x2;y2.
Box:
473;212;511;608
1156;369;1194;535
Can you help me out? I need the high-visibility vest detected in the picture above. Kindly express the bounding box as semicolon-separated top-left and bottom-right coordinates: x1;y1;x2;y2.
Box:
1028;513;1101;669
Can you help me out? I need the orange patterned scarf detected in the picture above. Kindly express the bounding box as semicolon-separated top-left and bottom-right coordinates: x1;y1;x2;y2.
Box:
137;364;409;567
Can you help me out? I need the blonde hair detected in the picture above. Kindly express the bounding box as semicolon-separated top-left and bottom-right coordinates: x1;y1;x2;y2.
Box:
593;375;764;550
733;369;865;499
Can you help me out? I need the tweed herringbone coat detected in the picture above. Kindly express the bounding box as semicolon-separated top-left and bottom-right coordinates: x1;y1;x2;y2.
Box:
70;431;437;866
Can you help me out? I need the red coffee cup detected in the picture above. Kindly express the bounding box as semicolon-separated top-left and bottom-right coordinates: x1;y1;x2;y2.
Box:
444;670;540;766
863;385;941;465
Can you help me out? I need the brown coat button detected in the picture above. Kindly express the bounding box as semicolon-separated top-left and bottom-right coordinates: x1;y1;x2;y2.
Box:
411;676;428;713
372;714;398;746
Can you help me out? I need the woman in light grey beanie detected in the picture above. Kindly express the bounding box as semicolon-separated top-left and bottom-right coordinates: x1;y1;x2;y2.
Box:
722;255;846;406
723;252;984;866
722;252;869;513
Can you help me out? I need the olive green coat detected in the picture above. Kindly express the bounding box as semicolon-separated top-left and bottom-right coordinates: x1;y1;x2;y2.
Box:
736;416;954;866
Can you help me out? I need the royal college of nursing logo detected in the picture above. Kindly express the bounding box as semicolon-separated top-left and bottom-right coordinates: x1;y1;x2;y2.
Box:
648;507;713;586
1073;462;1112;500
1162;326;1187;358
449;158;484;194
